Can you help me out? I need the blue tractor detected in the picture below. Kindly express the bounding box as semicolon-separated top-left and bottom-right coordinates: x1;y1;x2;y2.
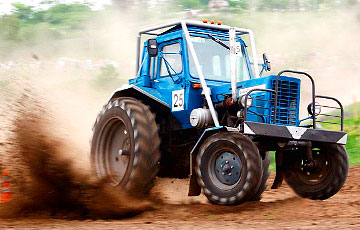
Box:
91;20;349;205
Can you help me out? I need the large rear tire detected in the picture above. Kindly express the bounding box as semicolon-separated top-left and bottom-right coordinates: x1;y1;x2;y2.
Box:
284;143;348;200
91;97;160;196
247;152;270;201
195;132;262;205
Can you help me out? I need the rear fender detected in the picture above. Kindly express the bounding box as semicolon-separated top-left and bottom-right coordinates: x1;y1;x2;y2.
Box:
107;84;170;108
107;84;182;131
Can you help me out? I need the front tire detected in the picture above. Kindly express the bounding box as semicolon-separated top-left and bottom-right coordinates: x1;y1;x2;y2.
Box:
91;97;160;196
284;143;349;200
195;132;262;205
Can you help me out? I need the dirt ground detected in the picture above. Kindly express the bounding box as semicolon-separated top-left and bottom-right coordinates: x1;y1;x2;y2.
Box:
0;165;359;230
0;90;358;229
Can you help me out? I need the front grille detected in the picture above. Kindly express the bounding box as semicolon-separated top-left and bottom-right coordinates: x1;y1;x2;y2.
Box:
270;80;299;125
253;94;266;123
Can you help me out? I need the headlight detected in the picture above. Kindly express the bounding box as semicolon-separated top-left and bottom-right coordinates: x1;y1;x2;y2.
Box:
190;108;214;128
307;102;321;116
239;95;253;108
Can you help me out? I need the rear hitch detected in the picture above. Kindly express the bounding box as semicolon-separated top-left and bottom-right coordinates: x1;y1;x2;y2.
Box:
271;151;284;189
303;142;317;171
271;141;314;189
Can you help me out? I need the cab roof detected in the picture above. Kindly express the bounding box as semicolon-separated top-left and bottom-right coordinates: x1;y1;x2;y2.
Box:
138;20;251;37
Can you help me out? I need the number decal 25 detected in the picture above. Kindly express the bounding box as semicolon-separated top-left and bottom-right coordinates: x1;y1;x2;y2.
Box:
172;89;184;111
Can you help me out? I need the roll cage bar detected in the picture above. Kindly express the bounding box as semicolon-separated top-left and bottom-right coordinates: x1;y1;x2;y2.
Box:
136;20;260;78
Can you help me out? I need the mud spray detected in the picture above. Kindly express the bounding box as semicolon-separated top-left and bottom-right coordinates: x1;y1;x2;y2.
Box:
0;90;152;219
0;7;163;219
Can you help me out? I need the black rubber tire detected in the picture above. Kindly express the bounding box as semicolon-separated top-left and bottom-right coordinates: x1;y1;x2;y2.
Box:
284;143;349;200
91;97;161;196
247;152;270;201
195;132;262;205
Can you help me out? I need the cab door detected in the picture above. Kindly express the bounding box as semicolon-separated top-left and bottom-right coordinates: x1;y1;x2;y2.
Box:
151;39;190;127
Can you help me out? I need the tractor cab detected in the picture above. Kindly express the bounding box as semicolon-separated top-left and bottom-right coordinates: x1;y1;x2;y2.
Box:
129;20;275;129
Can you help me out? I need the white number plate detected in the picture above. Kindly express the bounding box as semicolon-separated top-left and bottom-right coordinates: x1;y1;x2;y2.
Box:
172;89;184;111
238;84;266;96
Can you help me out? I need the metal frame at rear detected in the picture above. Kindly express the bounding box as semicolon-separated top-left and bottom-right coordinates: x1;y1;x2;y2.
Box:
243;70;345;131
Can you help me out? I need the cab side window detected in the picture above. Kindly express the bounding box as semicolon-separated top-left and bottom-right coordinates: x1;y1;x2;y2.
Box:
159;42;182;77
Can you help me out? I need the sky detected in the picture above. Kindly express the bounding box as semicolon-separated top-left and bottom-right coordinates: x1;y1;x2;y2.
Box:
0;0;112;15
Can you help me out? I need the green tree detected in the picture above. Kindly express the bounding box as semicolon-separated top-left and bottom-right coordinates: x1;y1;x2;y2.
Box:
200;0;210;6
258;0;292;10
0;3;93;42
45;4;92;25
228;0;249;9
0;15;21;40
12;3;34;20
175;0;212;9
178;0;202;8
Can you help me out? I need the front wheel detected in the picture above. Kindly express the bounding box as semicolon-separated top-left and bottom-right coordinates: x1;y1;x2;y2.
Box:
284;143;349;200
195;132;262;205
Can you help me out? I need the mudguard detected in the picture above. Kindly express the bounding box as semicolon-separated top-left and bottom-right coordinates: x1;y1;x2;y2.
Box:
107;84;170;108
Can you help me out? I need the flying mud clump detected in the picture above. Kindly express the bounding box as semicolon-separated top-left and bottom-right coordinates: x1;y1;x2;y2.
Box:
0;91;151;219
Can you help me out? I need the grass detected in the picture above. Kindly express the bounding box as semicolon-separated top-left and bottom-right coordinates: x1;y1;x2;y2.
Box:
322;117;360;165
269;104;360;171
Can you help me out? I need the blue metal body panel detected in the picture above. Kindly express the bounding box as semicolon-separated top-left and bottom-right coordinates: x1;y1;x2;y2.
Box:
126;26;301;129
208;75;301;125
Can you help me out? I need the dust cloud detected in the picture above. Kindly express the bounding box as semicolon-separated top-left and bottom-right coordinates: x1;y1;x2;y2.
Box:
0;9;155;219
0;89;153;219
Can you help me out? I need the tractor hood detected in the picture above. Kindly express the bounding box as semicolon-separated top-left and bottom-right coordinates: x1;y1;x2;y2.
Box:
209;75;301;103
209;75;301;126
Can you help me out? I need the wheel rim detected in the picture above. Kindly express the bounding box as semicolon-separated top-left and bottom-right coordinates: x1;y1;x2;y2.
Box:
297;149;330;186
209;150;242;189
96;116;131;186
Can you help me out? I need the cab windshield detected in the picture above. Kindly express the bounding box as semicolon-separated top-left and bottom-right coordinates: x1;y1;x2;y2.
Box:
188;35;251;82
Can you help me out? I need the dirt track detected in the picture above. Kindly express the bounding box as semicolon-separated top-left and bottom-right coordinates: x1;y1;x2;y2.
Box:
0;165;359;229
0;92;358;229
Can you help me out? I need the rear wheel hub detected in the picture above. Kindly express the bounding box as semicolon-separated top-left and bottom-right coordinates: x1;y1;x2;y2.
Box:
102;118;131;186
